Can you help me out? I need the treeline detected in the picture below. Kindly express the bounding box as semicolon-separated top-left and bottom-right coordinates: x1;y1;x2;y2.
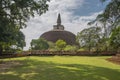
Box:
77;26;120;52
30;39;78;51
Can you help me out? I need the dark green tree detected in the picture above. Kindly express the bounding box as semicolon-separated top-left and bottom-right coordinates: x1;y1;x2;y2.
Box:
13;31;26;50
0;0;50;54
0;30;26;53
31;38;49;50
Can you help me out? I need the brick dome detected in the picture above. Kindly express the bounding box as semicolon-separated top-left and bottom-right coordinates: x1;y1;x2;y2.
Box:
41;30;76;45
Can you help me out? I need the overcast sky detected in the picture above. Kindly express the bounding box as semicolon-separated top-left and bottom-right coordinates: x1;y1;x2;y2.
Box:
21;0;110;50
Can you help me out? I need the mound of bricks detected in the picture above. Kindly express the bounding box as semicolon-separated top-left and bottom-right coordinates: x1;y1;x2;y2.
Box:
108;54;120;64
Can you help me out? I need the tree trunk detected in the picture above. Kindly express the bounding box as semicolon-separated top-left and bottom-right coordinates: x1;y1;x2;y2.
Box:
88;45;91;52
88;33;91;52
0;45;3;55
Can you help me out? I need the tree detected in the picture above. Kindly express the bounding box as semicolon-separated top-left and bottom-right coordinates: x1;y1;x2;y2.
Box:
11;31;25;52
77;27;101;51
55;40;66;51
101;0;120;28
0;0;50;28
13;31;26;50
0;0;50;54
89;0;120;33
109;26;120;51
88;0;120;52
31;38;49;50
0;26;26;53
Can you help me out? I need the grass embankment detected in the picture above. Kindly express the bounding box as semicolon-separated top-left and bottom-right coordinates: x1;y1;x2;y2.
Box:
0;56;120;80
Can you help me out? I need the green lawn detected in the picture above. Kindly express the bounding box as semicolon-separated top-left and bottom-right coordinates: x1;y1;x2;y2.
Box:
0;56;120;80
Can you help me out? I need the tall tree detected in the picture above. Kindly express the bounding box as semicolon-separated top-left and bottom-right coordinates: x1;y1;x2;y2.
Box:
2;30;26;53
0;0;50;54
0;28;26;53
89;0;120;33
13;31;26;50
88;0;120;51
77;27;101;51
100;0;120;25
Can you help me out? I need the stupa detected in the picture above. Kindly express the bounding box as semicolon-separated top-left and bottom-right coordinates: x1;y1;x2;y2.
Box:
40;14;76;45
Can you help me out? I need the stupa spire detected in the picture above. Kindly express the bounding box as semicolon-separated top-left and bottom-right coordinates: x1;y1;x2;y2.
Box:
57;13;61;25
53;13;64;30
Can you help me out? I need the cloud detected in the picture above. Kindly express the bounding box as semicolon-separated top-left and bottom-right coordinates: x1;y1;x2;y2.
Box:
21;0;102;50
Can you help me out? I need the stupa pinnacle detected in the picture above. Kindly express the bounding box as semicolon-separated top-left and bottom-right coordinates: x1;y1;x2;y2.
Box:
57;13;61;25
53;13;64;30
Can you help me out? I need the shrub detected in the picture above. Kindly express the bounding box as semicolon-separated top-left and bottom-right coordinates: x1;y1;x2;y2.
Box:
55;40;66;51
64;45;78;51
78;48;86;51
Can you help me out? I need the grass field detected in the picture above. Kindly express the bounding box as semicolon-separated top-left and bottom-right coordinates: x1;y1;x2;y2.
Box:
0;56;120;80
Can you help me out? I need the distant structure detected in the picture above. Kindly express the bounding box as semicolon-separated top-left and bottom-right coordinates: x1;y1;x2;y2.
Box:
40;13;76;45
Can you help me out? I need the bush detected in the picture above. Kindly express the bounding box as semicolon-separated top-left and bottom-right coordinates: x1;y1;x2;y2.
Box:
78;48;86;51
64;45;78;51
55;40;66;51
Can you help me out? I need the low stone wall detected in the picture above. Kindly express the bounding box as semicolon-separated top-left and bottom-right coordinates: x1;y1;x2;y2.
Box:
30;50;117;56
0;51;30;58
0;50;118;58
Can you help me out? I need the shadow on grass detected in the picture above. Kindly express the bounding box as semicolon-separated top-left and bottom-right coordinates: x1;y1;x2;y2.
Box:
0;58;120;80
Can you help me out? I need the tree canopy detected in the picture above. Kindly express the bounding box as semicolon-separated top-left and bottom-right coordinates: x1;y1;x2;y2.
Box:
0;0;50;28
89;0;120;35
86;0;120;52
0;0;50;54
31;38;49;50
77;27;101;51
109;26;120;51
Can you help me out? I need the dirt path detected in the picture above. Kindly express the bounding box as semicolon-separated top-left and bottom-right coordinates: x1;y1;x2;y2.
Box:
0;61;22;71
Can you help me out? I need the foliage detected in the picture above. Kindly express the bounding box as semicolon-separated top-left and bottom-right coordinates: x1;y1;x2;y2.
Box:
48;41;78;51
31;38;49;50
109;26;120;51
102;0;120;27
64;45;78;51
55;40;66;51
97;38;109;51
0;30;26;53
8;31;26;53
77;27;102;51
87;0;120;52
47;41;55;51
89;0;120;34
0;0;50;54
0;0;50;28
15;31;26;49
78;48;86;51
